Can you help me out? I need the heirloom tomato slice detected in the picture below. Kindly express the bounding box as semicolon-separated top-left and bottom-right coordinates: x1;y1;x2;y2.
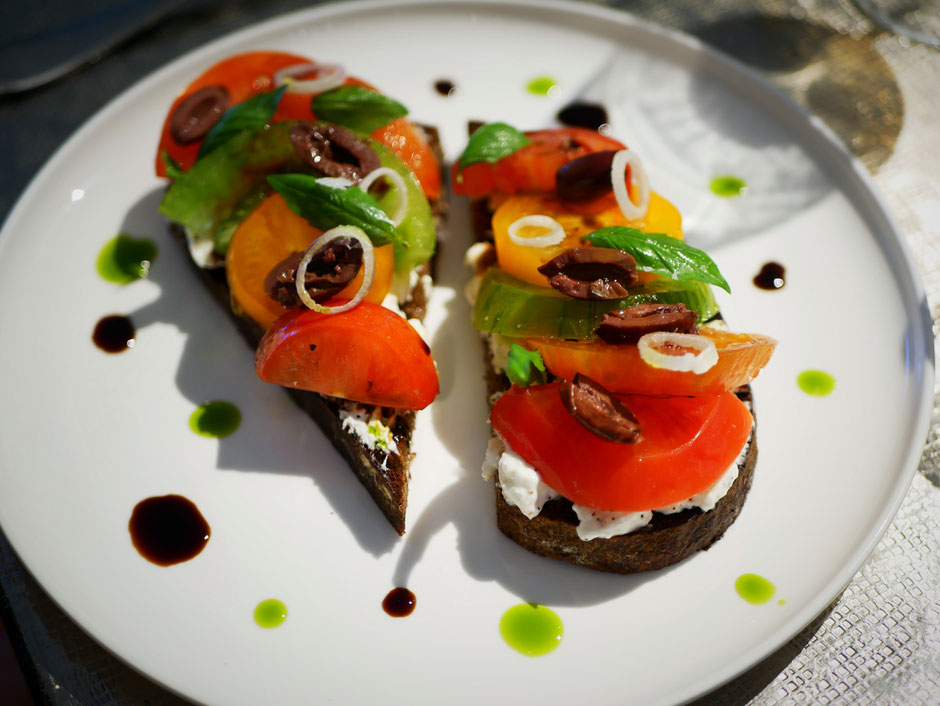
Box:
226;194;393;330
523;328;777;395
490;383;752;512
255;302;439;409
492;190;683;287
453;128;626;197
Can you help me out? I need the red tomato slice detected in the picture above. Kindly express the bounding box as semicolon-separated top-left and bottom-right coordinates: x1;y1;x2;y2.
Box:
255;302;439;410
452;128;626;197
524;328;777;395
155;53;442;199
156;51;313;176
490;384;752;512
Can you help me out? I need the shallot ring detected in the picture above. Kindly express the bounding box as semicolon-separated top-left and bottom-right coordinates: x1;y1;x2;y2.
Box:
507;215;566;248
358;167;408;226
274;63;346;94
295;226;375;314
637;332;718;374
611;149;650;221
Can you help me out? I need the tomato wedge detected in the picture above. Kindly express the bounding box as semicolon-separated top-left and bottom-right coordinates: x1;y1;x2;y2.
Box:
453;128;626;197
523;328;777;395
255;302;439;409
490;384;752;512
226;194;394;329
492;190;683;287
155;52;441;199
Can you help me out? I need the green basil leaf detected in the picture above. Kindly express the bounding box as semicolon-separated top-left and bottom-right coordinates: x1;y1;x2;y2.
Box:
266;173;402;248
457;122;530;172
197;85;287;160
312;86;408;133
506;343;547;387
160;150;185;181
583;226;731;293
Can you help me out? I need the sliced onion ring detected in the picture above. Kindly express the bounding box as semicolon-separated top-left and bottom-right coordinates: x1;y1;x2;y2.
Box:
507;215;566;248
358;167;408;226
611;149;650;221
295;226;375;315
637;332;718;374
273;62;346;94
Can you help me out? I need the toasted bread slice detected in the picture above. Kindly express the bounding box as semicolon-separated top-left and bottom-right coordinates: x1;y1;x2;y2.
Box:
171;125;445;535
466;173;757;572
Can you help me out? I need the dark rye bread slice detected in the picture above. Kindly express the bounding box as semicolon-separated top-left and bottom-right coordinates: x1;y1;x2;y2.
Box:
467;178;758;573
170;125;446;535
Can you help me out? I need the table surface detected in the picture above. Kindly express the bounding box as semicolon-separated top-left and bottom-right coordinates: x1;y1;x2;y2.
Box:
0;0;938;704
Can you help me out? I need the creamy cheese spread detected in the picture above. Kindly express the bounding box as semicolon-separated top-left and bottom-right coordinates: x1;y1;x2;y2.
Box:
339;408;399;456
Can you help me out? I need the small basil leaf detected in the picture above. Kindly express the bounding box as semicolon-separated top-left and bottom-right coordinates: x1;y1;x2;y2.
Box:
312;86;408;133
198;85;287;160
506;343;547;388
160;150;185;181
583;226;731;293
266;173;402;248
457;122;530;173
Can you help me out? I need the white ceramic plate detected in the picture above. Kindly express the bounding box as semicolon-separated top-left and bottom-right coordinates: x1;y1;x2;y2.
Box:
0;1;933;704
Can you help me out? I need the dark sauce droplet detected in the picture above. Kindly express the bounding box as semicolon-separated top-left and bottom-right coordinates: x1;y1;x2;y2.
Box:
434;79;457;97
754;262;786;290
382;587;416;617
93;315;135;353
557;101;610;132
129;495;210;566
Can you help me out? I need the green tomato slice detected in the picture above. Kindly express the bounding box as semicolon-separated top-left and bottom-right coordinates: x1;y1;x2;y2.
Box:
472;267;719;339
367;139;436;273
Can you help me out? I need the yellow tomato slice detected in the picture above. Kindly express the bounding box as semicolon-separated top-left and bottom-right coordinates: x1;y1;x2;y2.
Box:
492;191;683;287
226;194;394;329
522;327;777;395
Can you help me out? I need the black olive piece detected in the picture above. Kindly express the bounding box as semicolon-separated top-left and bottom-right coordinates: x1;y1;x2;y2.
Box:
595;304;699;344
289;123;381;180
169;85;230;145
264;238;363;308
555;150;618;202
559;374;642;444
536;247;638;300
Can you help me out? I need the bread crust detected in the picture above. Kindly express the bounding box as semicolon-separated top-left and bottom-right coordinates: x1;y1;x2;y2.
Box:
169;124;445;535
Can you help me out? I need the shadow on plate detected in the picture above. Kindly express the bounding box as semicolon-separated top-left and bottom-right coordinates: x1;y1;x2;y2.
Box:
115;186;400;557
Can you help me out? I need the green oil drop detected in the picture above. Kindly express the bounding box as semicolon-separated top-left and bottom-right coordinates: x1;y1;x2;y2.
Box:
710;175;748;197
254;599;287;628
735;573;776;604
527;76;559;96
797;370;836;397
500;603;563;656
189;401;241;438
96;233;157;284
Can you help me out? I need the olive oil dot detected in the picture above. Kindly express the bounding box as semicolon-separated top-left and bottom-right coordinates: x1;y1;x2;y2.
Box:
96;233;157;284
499;603;563;656
710;175;748;197
778;599;786;606
735;573;777;604
254;599;287;628
527;76;559;96
189;401;241;438
797;370;836;397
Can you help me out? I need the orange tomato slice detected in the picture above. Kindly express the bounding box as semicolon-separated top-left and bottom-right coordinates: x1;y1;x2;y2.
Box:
491;383;752;511
225;194;393;330
523;328;777;395
492;191;683;288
